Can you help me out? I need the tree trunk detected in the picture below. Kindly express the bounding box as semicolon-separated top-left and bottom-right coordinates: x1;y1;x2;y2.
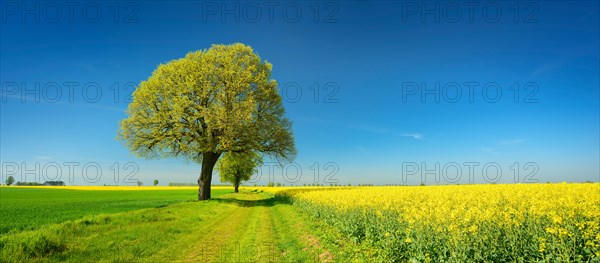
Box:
197;151;221;200
234;176;241;193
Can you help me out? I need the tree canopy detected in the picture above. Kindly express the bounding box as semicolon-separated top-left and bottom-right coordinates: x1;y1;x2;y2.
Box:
5;176;15;186
217;151;263;193
118;43;296;200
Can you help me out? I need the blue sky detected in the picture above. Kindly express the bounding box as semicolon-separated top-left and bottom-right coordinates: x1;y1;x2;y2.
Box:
1;1;598;186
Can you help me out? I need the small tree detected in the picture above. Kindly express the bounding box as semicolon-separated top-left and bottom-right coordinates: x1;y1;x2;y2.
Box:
137;180;143;186
5;176;15;186
153;179;159;186
267;182;275;187
217;151;262;193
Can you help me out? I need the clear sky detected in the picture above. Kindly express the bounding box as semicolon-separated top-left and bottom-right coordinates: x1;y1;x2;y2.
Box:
1;1;598;186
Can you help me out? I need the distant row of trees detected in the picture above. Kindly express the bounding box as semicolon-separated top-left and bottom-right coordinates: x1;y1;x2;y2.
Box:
3;175;367;188
135;180;159;186
2;175;158;187
3;177;66;186
43;181;65;186
15;182;43;186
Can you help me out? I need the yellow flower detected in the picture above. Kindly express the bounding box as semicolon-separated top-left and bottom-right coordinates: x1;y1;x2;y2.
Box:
538;238;546;253
468;225;478;233
552;215;563;224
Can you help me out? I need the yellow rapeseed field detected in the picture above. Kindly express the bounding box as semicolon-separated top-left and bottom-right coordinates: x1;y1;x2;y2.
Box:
291;183;600;227
280;183;600;262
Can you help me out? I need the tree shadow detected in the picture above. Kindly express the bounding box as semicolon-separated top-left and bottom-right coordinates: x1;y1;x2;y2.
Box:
208;191;293;207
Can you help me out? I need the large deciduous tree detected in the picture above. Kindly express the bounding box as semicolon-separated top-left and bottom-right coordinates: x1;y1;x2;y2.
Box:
118;43;296;200
217;151;262;193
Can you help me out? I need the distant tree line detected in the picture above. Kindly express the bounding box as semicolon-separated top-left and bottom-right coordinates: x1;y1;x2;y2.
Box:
167;182;231;187
10;181;66;186
14;182;43;186
43;181;65;186
168;182;197;186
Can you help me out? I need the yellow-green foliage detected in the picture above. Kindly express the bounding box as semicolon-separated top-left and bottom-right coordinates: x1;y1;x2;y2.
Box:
217;151;263;186
117;43;296;162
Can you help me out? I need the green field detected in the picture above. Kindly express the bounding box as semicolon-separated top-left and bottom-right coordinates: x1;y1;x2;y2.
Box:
0;187;335;262
0;187;231;234
2;185;598;262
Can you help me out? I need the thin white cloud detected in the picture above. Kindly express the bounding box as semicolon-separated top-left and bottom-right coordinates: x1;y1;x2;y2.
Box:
349;125;390;134
529;61;565;79
353;145;367;153
295;117;332;124
34;155;54;161
401;133;423;140
346;123;423;141
498;139;526;145
86;103;126;112
481;139;526;153
73;62;97;72
480;147;496;153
